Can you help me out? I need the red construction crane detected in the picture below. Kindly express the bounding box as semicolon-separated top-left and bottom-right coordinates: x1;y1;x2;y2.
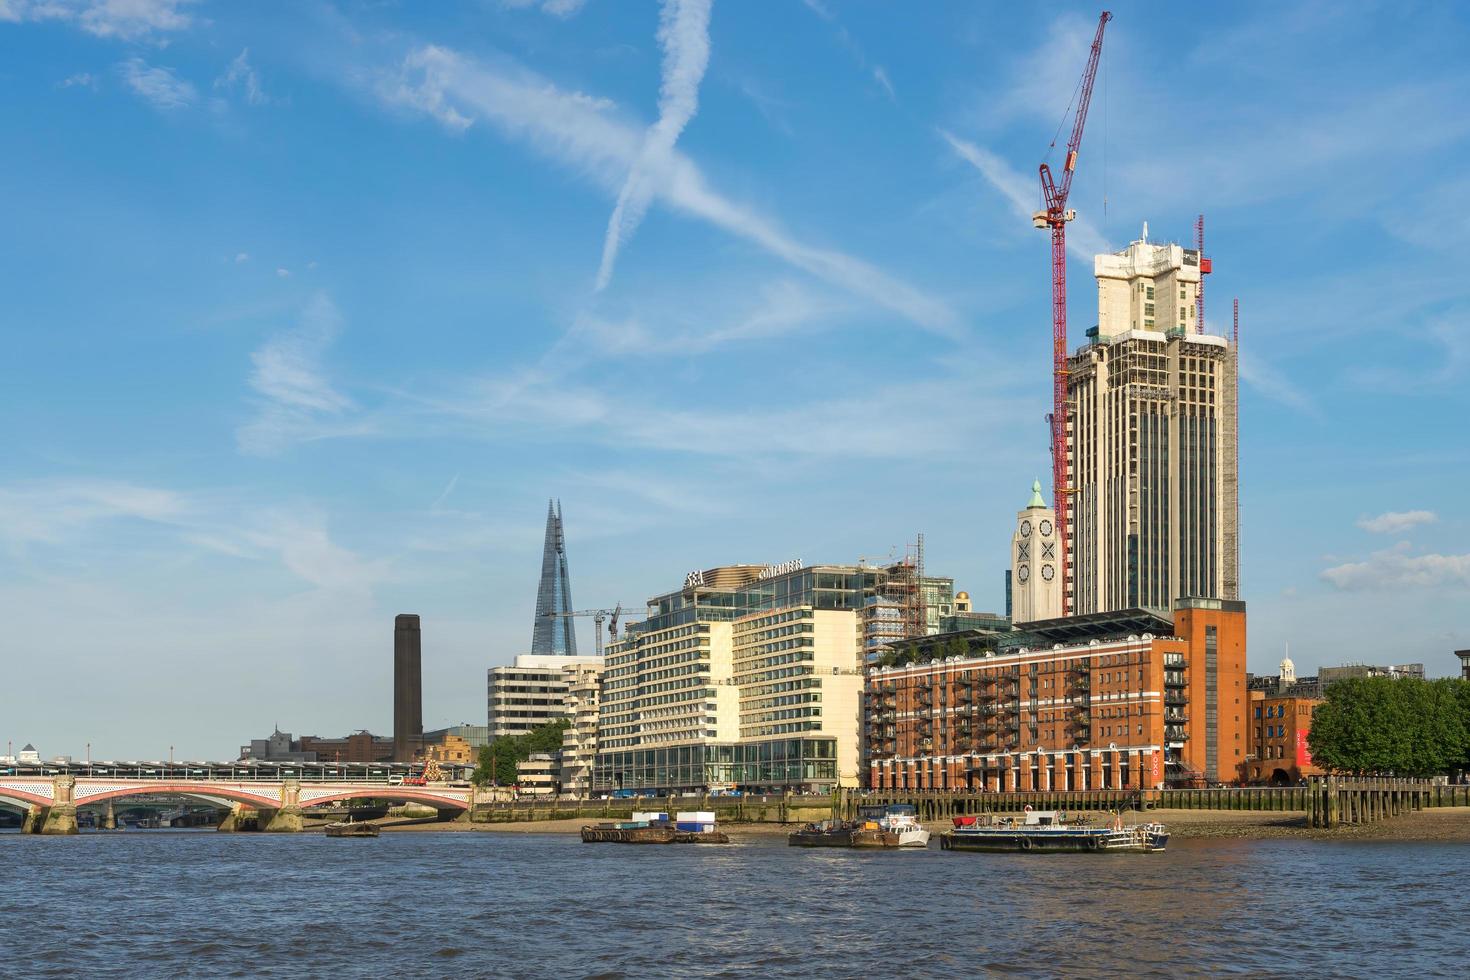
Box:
1034;10;1110;616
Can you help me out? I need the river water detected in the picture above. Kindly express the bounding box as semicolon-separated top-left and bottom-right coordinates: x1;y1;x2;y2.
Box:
1;830;1463;977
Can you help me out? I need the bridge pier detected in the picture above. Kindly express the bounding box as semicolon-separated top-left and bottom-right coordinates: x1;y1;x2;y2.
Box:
102;800;117;831
20;776;79;834
257;806;304;833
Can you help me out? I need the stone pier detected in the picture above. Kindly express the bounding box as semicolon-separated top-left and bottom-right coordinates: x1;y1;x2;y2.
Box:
21;776;78;835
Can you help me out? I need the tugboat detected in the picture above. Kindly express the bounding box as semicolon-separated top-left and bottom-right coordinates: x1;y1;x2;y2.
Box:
788;805;930;849
324;817;380;838
875;804;930;848
939;808;1168;854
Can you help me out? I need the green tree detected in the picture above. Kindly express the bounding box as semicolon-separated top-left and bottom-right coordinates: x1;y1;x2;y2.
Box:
469;718;572;787
1308;677;1470;777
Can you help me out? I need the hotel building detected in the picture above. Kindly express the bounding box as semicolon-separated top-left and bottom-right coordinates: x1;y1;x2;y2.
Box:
1067;232;1239;614
865;599;1247;791
592;563;868;794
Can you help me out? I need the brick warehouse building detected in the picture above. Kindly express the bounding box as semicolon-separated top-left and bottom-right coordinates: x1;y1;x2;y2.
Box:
865;599;1247;791
1243;690;1323;785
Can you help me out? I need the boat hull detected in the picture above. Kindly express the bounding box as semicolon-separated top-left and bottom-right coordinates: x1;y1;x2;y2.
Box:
940;828;1168;854
324;822;380;838
787;828;900;848
581;826;730;844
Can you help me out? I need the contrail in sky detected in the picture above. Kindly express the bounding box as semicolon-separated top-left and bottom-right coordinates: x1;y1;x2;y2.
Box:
596;0;713;291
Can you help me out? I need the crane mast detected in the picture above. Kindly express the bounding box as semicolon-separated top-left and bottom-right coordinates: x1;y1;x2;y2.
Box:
1034;10;1110;616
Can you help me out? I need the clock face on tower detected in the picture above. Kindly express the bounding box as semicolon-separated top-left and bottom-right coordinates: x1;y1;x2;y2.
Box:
1041;564;1055;581
1017;565;1030;583
1039;519;1053;537
1020;520;1032;538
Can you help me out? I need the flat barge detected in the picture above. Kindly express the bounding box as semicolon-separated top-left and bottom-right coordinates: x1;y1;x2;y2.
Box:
581;810;730;845
939;810;1168;854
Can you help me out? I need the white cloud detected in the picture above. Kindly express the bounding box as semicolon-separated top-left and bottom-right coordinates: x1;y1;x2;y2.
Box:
379;44;960;338
118;57;196;111
58;72;97;89
216;48;267;106
800;0;895;103
1356;510;1437;534
276;267;290;277
1238;348;1321;419
3;0;196;41
500;0;588;17
237;293;360;456
1321;545;1470;591
0;480;190;547
871;66;895;101
596;0;714;291
234;252;250;263
939;129;1109;260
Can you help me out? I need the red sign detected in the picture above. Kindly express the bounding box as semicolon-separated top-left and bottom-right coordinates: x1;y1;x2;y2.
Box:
1296;726;1313;767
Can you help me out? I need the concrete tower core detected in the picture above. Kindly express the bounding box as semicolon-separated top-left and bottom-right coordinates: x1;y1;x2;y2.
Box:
393;614;423;763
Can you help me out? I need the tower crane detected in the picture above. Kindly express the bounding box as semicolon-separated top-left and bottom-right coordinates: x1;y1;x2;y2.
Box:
542;604;640;658
1033;10;1111;616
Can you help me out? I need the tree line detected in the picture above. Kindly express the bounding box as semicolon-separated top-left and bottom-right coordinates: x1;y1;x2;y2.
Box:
470;718;570;787
1307;677;1470;777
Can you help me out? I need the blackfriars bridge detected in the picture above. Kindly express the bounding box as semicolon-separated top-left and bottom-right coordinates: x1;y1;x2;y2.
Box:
0;771;486;834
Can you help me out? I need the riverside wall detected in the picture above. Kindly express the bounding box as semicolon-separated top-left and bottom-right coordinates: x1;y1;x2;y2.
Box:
470;782;1470;826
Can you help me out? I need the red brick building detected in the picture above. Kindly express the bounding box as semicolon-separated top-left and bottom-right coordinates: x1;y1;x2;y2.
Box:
1243;691;1322;784
865;600;1247;791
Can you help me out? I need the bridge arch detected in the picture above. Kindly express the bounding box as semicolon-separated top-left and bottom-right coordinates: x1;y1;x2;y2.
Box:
0;787;54;809
75;784;285;810
297;789;470;811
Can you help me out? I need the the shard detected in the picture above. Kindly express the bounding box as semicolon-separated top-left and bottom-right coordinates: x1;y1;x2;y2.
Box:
530;499;577;656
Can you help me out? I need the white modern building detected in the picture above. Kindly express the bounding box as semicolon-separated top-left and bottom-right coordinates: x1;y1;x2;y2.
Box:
1067;229;1239;615
486;654;603;739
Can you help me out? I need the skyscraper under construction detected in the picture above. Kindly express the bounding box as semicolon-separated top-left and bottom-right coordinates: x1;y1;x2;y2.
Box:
530;499;577;656
1066;230;1240;615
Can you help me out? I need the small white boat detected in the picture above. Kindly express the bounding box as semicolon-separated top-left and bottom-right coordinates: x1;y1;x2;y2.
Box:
871;804;930;848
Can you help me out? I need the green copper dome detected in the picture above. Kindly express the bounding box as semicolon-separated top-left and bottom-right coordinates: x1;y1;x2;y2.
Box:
1028;479;1046;509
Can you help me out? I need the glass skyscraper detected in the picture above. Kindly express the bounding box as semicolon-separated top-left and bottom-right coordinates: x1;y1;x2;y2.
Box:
530;499;577;656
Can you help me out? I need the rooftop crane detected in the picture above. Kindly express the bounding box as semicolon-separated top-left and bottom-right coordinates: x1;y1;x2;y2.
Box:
542;604;640;658
1033;9;1111;616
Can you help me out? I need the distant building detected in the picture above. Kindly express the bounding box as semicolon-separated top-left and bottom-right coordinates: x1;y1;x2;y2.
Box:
1010;479;1062;623
516;753;559;796
295;731;393;764
558;662;602;796
865;600;1248;790
424;732;475;765
1317;662;1425;686
530;499;578;657
240;729;316;762
939;610;1011;634
18;743;41;765
1458;650;1470;681
1243;689;1323;785
449;724;490;750
487;654;603;739
1068;231;1239;615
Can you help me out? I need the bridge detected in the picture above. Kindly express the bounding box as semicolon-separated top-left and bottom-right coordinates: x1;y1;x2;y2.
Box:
0;772;487;834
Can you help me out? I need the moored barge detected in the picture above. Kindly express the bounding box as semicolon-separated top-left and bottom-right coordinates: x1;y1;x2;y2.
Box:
581;811;730;845
939;809;1168;854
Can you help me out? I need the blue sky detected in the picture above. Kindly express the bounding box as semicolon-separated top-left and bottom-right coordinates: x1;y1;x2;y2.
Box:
2;0;1467;760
